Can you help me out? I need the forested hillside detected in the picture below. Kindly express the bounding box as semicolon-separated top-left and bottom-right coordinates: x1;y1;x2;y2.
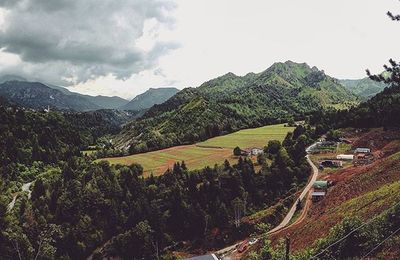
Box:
114;61;359;153
340;77;387;100
311;78;400;132
0;79;129;111
0;93;316;259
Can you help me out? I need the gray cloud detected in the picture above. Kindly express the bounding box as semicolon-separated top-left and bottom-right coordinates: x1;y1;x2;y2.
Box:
0;0;178;85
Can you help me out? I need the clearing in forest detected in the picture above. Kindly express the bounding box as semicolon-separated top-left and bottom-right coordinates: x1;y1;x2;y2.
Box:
102;123;294;176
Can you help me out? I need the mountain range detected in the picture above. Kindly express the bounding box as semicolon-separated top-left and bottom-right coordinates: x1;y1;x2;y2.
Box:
120;87;179;111
0;75;180;112
113;61;360;153
340;77;388;100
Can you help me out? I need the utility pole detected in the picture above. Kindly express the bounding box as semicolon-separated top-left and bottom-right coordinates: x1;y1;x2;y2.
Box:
285;236;290;260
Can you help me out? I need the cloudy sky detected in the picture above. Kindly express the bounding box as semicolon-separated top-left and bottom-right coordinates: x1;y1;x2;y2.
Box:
0;0;399;99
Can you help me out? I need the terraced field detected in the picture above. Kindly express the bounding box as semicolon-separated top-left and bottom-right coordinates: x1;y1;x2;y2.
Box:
101;124;294;176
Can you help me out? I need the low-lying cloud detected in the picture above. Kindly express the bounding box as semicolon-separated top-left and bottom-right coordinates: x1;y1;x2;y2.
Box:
0;0;178;85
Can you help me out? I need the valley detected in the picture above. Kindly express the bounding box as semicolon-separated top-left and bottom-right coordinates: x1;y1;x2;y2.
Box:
101;124;294;176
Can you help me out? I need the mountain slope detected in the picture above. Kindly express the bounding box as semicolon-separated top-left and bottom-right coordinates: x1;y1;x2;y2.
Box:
45;84;129;109
120;87;179;111
0;75;128;111
0;81;101;111
114;61;359;153
340;77;388;100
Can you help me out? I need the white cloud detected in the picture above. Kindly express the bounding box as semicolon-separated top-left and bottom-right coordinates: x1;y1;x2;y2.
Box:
1;0;400;99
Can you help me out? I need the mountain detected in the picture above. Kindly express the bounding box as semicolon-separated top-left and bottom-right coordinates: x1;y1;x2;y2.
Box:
0;81;102;111
0;78;129;110
120;87;179;111
331;83;400;129
340;77;388;100
114;61;359;153
0;74;27;83
45;84;129;109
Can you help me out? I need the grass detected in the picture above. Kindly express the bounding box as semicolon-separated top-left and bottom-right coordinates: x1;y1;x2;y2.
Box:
101;123;294;176
197;124;294;149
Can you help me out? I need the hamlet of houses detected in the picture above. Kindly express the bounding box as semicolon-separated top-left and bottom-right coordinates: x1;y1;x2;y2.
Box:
309;140;374;203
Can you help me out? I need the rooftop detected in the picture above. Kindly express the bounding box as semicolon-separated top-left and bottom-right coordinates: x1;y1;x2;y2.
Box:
311;191;326;196
313;180;328;189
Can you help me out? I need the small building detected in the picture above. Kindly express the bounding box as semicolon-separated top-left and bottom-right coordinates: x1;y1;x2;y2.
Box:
337;154;354;160
251;147;263;156
311;191;326;202
320;160;343;168
354;152;374;165
241;147;263;156
354;148;371;154
313;180;328;191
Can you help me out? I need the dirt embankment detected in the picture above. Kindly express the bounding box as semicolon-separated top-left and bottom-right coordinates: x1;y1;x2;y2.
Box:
270;128;400;252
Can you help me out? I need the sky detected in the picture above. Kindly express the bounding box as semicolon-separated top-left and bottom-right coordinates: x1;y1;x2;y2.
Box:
0;0;399;99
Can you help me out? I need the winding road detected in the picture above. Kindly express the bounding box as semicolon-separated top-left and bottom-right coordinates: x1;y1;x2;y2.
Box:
216;147;319;259
268;155;318;234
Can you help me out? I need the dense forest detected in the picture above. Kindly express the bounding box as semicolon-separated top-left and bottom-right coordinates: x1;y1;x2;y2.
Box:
112;61;359;155
0;95;315;259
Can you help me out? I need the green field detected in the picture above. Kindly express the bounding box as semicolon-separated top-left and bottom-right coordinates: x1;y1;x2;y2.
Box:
197;124;294;149
102;123;294;176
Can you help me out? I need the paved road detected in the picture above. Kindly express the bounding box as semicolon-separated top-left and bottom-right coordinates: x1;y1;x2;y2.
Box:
217;147;319;259
268;155;318;234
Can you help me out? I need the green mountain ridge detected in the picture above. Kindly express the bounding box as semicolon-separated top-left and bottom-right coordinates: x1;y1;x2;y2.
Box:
120;87;179;111
114;61;360;153
339;77;388;100
0;75;130;110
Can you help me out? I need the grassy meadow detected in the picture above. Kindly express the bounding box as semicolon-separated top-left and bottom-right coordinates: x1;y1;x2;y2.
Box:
197;124;294;149
101;123;294;176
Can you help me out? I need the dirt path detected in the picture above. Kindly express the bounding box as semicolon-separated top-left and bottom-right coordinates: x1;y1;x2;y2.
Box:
7;181;34;212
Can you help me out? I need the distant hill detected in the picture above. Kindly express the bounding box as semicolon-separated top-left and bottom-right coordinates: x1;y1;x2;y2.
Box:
0;81;102;111
0;77;129;111
0;74;27;83
114;61;360;153
120;87;179;111
340;77;388;100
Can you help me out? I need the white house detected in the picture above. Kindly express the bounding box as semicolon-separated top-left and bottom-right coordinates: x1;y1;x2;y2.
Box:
336;154;354;160
251;148;263;156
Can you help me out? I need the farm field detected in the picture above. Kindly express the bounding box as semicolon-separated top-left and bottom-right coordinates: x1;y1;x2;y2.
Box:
101;123;294;176
197;124;293;149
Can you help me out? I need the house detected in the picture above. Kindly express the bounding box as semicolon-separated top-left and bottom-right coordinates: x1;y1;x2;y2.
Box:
354;148;371;154
353;147;374;165
312;180;328;202
241;147;263;156
320;160;343;168
251;147;263;156
313;180;328;191
311;191;326;202
337;154;354;160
